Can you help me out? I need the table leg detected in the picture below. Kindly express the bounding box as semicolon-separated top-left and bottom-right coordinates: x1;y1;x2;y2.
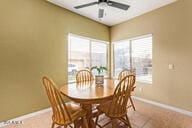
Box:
82;104;96;128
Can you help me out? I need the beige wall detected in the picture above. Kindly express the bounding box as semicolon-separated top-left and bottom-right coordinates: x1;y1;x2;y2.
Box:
111;0;192;111
0;0;110;121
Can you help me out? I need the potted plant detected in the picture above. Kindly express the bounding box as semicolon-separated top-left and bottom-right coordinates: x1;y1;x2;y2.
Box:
91;66;107;85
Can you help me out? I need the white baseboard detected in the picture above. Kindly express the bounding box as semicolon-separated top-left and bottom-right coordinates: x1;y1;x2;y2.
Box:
0;108;51;128
133;96;192;117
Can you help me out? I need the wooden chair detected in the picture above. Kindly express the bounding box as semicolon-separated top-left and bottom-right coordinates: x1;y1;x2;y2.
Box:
118;69;136;111
76;70;93;83
42;76;88;128
95;75;136;128
76;70;99;115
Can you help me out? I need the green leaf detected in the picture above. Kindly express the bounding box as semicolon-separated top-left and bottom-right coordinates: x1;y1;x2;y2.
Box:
90;66;107;75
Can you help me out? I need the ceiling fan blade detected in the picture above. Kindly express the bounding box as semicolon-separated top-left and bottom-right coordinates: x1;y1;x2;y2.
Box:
98;9;104;18
74;2;98;9
108;1;130;10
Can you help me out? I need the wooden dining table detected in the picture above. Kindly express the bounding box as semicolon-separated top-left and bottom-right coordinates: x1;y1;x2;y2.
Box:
60;78;119;128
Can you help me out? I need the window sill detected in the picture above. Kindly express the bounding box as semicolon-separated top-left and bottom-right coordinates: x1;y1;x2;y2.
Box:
136;80;152;85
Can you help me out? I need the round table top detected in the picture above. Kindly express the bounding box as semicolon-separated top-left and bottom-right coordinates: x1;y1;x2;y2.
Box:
60;79;119;104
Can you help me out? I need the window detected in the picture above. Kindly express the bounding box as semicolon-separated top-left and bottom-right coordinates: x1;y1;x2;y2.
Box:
68;34;108;82
113;35;152;83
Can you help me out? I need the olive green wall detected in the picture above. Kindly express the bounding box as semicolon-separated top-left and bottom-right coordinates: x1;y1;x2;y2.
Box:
0;0;110;121
111;0;192;111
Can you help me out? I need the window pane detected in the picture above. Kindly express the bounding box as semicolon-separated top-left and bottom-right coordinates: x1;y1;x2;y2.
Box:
68;34;108;82
91;41;108;76
132;36;152;83
68;36;90;82
114;42;130;77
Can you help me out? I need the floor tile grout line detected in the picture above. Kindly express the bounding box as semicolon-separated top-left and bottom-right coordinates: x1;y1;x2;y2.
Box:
140;117;152;128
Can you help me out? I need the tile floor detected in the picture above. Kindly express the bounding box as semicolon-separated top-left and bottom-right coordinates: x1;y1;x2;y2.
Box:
3;99;192;128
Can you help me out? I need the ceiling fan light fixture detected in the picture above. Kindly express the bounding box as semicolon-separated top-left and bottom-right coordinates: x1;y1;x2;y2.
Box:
74;0;130;19
98;2;108;9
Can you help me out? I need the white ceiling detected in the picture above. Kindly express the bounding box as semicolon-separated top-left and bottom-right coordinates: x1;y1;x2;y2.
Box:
47;0;177;26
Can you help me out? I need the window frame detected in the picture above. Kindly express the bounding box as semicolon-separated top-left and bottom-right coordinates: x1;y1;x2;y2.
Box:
112;34;153;84
68;33;109;82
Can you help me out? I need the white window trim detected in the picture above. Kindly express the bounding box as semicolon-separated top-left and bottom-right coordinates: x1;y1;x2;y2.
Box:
112;34;153;84
69;33;109;45
112;34;152;44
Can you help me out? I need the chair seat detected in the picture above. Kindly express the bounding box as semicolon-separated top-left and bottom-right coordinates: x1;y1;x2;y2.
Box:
66;102;83;115
52;102;87;125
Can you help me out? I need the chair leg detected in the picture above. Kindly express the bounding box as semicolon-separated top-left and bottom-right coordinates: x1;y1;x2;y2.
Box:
69;124;73;128
111;119;115;128
74;119;81;128
125;115;132;128
51;122;55;128
82;116;88;128
74;122;78;128
129;96;136;111
95;110;101;125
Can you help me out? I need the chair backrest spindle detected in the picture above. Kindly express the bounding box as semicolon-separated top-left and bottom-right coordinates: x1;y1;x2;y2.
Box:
76;70;93;83
118;69;136;81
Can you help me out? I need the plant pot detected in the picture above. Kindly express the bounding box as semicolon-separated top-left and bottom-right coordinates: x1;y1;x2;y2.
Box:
95;75;104;85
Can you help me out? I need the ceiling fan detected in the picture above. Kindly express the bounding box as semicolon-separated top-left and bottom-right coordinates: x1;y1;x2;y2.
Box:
74;0;130;18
